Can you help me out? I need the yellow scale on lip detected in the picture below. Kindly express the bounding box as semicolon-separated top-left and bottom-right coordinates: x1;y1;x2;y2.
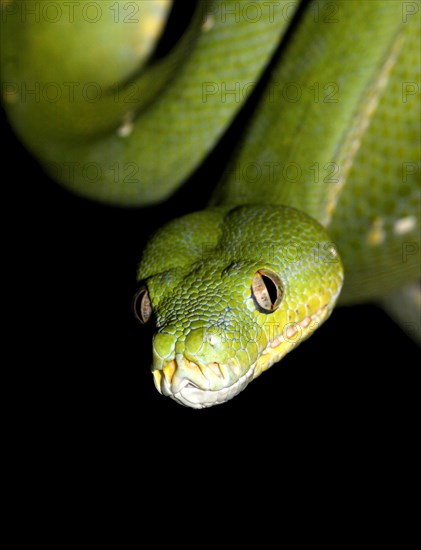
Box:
254;306;332;379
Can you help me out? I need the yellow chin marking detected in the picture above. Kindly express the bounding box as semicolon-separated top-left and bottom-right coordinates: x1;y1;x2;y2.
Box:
153;360;177;394
153;369;163;393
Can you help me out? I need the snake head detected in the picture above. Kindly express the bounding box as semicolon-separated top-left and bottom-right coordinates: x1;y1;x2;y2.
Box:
135;205;344;408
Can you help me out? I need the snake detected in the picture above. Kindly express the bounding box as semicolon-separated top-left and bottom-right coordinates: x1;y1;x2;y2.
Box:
1;0;420;408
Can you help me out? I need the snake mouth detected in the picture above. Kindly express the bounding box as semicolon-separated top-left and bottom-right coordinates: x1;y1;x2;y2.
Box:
152;300;340;408
153;360;256;409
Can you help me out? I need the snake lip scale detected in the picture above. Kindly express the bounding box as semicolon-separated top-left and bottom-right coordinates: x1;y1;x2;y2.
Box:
159;362;257;409
153;302;333;409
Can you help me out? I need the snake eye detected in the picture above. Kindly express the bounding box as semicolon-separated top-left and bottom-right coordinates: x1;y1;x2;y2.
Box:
133;286;153;324
251;269;284;313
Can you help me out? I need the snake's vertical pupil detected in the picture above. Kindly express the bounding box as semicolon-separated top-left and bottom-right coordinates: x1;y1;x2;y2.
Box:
251;269;284;313
133;286;153;324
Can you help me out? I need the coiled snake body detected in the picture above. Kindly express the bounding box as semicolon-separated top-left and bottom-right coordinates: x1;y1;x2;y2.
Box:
1;0;420;407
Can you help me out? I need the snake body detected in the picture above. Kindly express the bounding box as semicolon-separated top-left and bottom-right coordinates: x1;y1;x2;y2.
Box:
1;0;420;407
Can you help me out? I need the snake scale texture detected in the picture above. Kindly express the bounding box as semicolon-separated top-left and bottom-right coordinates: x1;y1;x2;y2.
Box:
1;0;420;408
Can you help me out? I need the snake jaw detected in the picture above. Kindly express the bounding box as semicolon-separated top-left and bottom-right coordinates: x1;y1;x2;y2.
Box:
151;278;343;408
151;300;339;408
152;356;256;409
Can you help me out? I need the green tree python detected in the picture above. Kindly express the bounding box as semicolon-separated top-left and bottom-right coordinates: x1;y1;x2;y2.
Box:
1;0;420;408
